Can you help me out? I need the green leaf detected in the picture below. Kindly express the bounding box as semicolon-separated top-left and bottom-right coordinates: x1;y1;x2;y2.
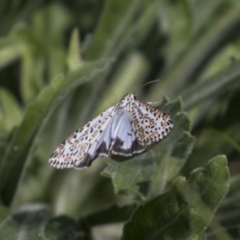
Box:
182;59;240;110
84;204;137;226
181;125;240;175
0;26;26;68
123;155;229;240
0;204;10;223
67;28;83;71
21;4;72;103
102;98;195;197
148;132;196;198
0;59;113;206
149;3;240;100
44;216;84;240
0;205;52;240
0;88;22;138
102;154;157;198
86;0;137;59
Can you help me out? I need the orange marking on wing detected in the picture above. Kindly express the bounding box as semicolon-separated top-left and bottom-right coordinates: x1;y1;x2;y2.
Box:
72;140;79;148
64;156;72;162
150;132;158;138
77;143;89;158
149;106;155;112
163;115;169;120
67;134;74;141
57;144;64;158
133;119;139;125
92;131;99;138
81;143;88;151
79;124;86;132
149;119;155;126
138;127;145;140
156;109;163;115
81;129;89;137
163;115;169;128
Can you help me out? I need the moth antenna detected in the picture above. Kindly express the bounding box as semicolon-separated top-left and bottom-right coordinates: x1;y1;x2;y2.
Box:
133;79;161;95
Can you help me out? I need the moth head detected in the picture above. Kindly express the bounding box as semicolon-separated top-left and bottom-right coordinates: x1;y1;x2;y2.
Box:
118;93;136;109
123;93;136;101
129;93;137;100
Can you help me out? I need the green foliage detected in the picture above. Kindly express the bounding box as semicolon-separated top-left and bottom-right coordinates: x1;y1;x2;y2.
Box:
0;0;240;239
0;59;113;206
123;156;229;240
0;88;22;138
102;98;195;198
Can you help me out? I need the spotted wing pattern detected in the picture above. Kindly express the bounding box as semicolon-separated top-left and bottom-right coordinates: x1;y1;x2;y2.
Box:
49;93;173;170
49;106;116;169
129;97;173;147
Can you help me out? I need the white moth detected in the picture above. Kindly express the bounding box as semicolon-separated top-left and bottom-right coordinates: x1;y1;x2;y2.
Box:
49;94;173;170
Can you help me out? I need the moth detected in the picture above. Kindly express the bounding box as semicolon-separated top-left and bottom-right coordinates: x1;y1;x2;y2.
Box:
49;94;173;169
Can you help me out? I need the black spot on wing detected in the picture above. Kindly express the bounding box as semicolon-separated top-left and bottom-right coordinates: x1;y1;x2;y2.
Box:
74;153;94;169
98;141;109;155
110;137;145;156
50;151;58;158
74;141;109;169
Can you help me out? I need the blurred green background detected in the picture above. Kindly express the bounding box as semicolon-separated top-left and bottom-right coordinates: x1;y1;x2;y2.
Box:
0;0;240;239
